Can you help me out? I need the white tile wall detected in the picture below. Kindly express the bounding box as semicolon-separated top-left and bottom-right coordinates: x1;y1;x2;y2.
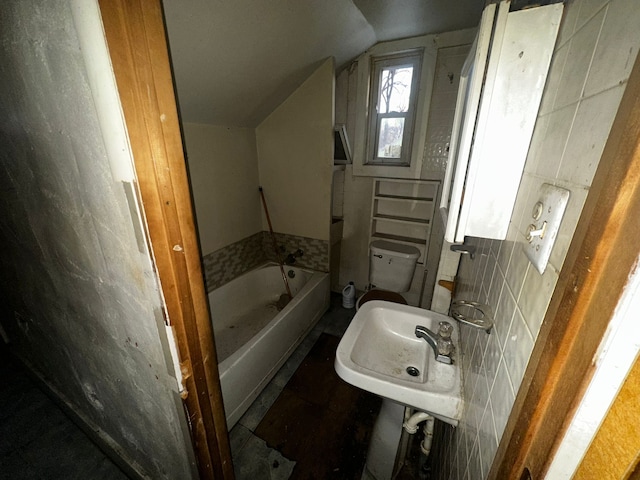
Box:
439;1;640;478
422;45;470;178
426;46;472;314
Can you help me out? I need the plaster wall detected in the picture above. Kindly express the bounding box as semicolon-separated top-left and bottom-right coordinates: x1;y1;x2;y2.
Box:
0;1;196;478
183;123;261;255
256;58;334;242
440;1;640;478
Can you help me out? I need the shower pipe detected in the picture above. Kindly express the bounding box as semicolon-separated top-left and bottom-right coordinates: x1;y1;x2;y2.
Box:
259;187;293;300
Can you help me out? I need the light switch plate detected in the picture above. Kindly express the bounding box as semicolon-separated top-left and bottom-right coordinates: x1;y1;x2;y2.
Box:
524;183;570;274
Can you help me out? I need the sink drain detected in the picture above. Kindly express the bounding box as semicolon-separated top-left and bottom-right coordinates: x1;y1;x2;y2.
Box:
406;366;420;377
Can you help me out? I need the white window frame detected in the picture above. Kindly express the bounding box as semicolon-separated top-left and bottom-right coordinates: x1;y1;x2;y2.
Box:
353;35;437;179
366;51;422;167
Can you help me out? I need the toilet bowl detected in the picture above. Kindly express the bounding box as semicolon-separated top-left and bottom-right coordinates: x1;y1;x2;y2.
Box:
356;240;420;310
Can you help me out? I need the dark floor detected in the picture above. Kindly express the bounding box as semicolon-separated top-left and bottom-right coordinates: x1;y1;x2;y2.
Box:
0;293;431;479
255;333;381;479
0;346;129;480
230;293;442;480
229;292;381;479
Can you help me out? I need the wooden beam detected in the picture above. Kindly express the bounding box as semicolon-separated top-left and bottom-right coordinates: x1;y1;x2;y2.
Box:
98;1;234;478
490;41;640;480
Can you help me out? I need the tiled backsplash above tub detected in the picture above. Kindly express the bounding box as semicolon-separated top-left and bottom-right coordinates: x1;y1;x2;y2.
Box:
262;232;329;273
203;231;329;292
202;232;265;292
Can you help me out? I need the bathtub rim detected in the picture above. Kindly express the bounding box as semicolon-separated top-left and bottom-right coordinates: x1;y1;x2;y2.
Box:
209;262;330;428
215;262;325;375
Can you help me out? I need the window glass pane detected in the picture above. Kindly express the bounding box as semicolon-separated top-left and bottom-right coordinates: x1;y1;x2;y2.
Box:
365;51;421;166
377;117;405;158
378;66;414;114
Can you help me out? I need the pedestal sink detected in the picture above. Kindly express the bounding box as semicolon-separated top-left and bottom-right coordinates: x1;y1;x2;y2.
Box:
334;300;463;425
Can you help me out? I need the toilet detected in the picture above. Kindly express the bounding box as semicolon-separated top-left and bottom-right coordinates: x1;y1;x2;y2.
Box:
356;240;420;310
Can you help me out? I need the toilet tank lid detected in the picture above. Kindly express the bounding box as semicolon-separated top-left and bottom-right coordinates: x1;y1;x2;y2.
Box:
370;240;420;259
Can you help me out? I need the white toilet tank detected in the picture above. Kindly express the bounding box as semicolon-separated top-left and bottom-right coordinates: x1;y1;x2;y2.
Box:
369;240;420;292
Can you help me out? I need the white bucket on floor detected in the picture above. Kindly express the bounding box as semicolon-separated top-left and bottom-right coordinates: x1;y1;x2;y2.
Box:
342;282;355;308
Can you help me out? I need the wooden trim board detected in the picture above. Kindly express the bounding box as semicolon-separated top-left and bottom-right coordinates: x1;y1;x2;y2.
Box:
490;43;640;479
98;1;234;478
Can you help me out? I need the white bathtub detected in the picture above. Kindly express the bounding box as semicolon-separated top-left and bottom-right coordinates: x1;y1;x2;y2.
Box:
208;262;329;428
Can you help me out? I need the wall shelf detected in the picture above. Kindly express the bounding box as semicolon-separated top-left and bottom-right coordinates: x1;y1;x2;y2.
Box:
370;232;426;245
372;214;430;225
370;178;439;264
374;194;434;203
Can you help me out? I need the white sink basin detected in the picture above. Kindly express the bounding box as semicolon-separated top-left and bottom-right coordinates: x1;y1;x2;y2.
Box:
335;300;463;425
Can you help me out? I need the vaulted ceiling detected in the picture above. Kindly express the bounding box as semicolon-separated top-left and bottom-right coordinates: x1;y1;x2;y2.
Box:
162;0;485;127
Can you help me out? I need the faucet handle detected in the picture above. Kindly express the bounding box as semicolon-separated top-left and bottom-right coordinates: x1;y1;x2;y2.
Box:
415;324;454;364
437;337;453;356
438;321;453;339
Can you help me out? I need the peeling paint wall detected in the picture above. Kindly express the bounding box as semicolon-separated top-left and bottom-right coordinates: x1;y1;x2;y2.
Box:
0;1;197;478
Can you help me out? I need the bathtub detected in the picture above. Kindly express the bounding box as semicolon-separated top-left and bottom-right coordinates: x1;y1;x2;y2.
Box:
208;262;330;428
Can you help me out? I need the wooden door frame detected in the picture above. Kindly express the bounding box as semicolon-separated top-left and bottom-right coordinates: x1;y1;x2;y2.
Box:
574;352;640;478
489;42;640;479
98;1;233;478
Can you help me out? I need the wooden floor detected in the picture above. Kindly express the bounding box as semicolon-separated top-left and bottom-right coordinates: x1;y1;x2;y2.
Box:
255;333;382;479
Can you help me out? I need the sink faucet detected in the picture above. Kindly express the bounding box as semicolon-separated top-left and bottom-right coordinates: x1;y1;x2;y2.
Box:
415;323;454;364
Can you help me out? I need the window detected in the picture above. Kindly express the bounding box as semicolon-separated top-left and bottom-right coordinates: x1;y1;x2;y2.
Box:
366;52;422;166
352;35;439;179
352;32;474;178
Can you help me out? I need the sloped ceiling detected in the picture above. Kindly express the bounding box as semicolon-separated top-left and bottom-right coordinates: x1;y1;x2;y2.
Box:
162;0;485;127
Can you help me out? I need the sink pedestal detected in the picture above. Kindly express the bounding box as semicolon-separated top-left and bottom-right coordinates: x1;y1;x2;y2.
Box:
362;399;405;480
